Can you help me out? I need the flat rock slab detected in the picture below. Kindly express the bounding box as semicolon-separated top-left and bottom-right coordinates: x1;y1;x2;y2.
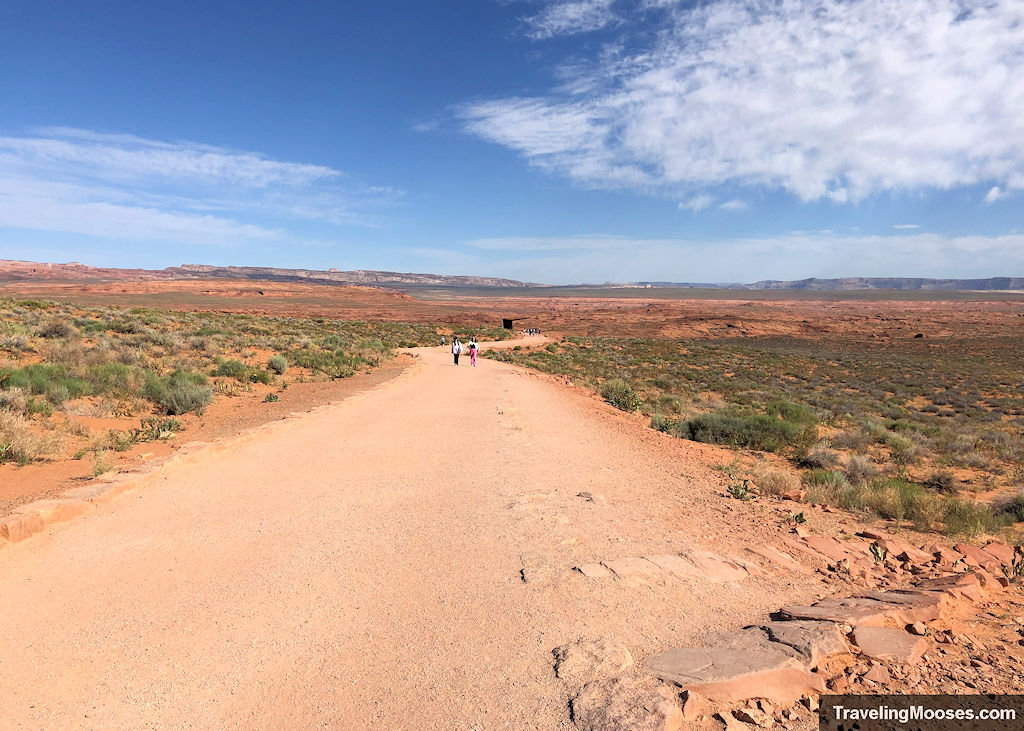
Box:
779;590;943;627
803;535;870;563
645;629;823;704
575;563;613;579
744;544;809;573
954;544;1005;572
678;550;751;582
917;573;985;602
852;626;927;662
853;589;950;618
874;538;931;564
571;675;684;731
760;621;851;668
602;557;663;580
554;638;634;685
981;541;1015;566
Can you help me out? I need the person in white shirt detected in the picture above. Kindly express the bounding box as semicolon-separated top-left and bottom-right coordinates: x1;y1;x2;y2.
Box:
469;338;478;366
452;337;462;365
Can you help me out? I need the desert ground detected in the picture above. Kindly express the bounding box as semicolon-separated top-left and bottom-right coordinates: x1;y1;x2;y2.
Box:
1;277;1023;729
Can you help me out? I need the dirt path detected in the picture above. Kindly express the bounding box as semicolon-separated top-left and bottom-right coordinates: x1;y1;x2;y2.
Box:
0;340;825;729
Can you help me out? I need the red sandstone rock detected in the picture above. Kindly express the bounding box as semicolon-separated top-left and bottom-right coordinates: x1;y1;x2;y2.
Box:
852;626;928;662
645;629;824;704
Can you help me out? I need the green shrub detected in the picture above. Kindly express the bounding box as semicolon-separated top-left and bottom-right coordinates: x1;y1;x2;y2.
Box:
765;400;818;426
545;343;560;353
36;319;78;338
600;379;642;412
146;370;212;415
683;411;805;452
86;363;148;398
994;490;1024;523
267;355;288;374
214;359;255;382
943;497;996;538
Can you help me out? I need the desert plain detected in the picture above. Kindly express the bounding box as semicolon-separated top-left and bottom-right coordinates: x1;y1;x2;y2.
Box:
1;263;1023;729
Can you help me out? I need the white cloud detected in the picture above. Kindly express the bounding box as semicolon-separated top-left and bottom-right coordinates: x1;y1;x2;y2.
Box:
985;185;1008;203
525;0;618;39
463;0;1024;202
0;128;399;245
893;224;920;229
679;194;713;212
719;199;746;211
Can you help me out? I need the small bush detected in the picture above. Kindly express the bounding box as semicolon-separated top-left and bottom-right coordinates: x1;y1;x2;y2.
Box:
267;355;288;374
923;469;957;492
943;497;996;538
830;428;870;451
844;454;879;484
0;387;29;413
993;490;1024;523
798;446;841;470
684;411;806;453
755;468;802;497
600;379;642;412
214;359;255;382
0;409;51;464
765;400;818;426
36;319;78;339
252;370;271;385
545;343;560;353
147;370;212;415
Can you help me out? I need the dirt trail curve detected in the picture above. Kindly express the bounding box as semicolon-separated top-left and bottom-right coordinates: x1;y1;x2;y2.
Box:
0;339;823;729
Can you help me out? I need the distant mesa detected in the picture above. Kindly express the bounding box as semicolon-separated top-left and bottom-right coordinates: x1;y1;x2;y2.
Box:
0;260;540;289
0;260;1021;291
631;276;1024;291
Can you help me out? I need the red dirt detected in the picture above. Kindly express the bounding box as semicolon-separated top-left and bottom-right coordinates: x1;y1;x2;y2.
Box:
4;277;1022;341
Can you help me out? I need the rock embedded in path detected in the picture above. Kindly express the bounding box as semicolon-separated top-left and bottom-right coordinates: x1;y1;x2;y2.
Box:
852;626;928;662
602;557;663;581
575;563;613;579
645;628;824;704
780;588;944;627
743;544;808;573
760;621;851;669
571;675;683;731
554;638;634;685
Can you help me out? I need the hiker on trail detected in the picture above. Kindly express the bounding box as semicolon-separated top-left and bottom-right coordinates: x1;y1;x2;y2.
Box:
441;335;446;347
469;337;478;367
452;337;462;365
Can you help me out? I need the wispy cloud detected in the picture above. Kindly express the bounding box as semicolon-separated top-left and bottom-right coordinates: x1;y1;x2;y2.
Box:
985;185;1009;203
718;199;746;211
463;0;1024;202
0;128;400;245
525;0;618;39
893;224;920;230
679;194;713;212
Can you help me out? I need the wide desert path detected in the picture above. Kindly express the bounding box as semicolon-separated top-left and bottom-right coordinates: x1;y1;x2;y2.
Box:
0;341;816;729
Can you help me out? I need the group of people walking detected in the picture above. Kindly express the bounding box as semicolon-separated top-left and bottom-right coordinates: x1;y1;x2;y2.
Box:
449;336;478;366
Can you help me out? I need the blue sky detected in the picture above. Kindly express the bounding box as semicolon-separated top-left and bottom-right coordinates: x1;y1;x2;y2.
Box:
1;0;1022;284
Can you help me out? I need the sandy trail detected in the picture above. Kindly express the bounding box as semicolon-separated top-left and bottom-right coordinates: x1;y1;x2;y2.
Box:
0;340;822;729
